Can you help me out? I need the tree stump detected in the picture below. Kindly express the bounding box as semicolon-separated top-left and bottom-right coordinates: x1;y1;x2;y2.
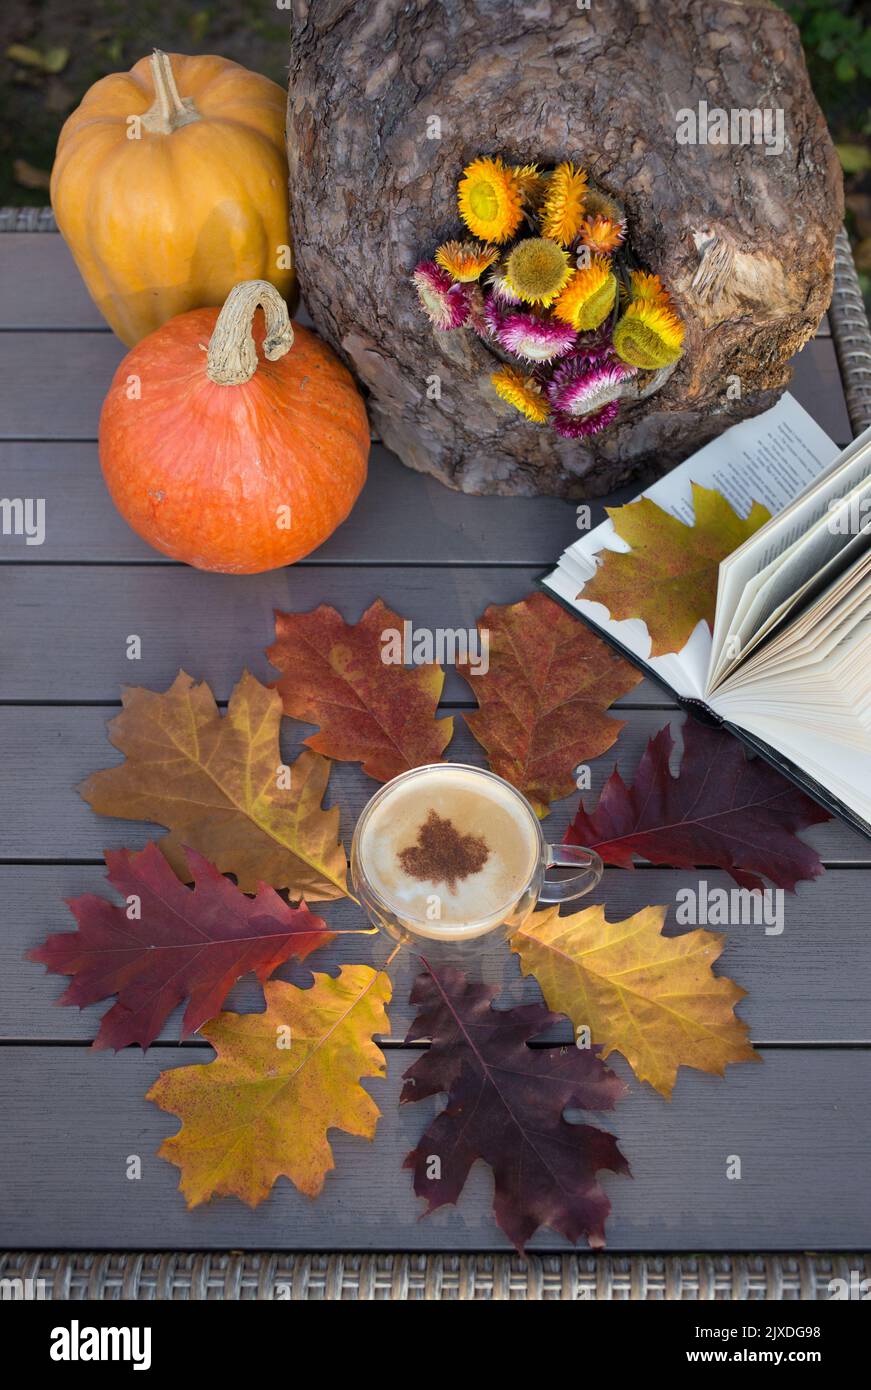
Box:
287;0;843;498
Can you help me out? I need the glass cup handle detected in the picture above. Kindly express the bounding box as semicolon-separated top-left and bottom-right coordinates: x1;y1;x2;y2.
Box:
539;844;603;903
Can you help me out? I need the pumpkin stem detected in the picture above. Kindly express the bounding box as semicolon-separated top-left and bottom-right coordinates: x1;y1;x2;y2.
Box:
141;50;201;135
206;280;295;386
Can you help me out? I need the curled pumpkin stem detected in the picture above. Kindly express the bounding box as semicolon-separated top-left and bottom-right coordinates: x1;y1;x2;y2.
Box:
141;50;201;135
206;279;295;386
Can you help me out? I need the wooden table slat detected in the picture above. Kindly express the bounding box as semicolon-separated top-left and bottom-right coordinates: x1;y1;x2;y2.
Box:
0;333;853;445
0;441;627;566
1;1046;867;1251
6;864;871;1045
2;706;868;862
0;563;677;705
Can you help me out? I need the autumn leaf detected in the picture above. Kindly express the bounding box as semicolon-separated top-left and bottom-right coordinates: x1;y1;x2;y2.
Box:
582;484;771;656
80;671;348;900
457;592;642;815
149;966;392;1207
267;600;453;782
566;719;829;892
27;843;338;1051
401;962;629;1251
513;903;758;1098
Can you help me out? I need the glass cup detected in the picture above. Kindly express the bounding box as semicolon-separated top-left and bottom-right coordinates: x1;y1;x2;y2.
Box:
350;762;602;954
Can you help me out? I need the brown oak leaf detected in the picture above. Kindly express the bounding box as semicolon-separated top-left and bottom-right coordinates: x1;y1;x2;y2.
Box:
80;670;348;900
457;591;641;815
267;600;453;781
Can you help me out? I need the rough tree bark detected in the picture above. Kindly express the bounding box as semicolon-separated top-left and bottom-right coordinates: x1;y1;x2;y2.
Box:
287;0;843;498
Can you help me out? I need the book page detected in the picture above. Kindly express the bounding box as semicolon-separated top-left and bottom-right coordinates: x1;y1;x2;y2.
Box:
709;423;871;686
709;557;871;825
542;394;838;700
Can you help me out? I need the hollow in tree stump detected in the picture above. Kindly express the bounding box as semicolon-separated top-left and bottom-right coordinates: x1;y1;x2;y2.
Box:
287;0;843;498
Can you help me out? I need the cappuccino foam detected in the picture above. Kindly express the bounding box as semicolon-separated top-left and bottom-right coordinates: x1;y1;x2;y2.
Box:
358;766;540;940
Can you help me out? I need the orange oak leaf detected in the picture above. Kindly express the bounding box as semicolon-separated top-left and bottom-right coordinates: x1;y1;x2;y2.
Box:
513;903;759;1098
267;600;453;782
148;966;392;1206
582;484;771;657
457;591;642;815
79;670;348;900
28;843;337;1051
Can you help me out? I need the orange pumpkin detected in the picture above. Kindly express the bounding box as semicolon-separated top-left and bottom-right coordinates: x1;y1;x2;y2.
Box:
99;281;370;573
51;51;295;345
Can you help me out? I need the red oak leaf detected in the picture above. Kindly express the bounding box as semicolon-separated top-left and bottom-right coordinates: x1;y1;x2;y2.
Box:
401;962;630;1252
27;843;336;1050
267;599;453;782
566;719;831;892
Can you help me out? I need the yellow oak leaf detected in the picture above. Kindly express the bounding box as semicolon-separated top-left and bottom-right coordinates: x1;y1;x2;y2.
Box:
80;670;348;900
512;903;758;1097
148;966;392;1206
581;484;771;657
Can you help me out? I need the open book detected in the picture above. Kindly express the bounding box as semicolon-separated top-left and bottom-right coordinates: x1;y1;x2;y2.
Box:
542;394;871;837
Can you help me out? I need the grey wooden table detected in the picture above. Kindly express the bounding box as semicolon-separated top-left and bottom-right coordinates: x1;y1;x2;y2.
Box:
1;221;870;1300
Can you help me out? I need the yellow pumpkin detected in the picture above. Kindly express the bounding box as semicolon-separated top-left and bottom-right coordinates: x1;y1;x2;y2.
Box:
50;50;296;345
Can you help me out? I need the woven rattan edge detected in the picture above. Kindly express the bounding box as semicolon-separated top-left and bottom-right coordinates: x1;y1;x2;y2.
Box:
0;205;57;233
830;227;871;436
1;1251;869;1300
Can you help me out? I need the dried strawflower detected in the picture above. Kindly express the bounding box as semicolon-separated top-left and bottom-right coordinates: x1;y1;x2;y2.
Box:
458;157;524;244
488;267;522;305
412;261;471;329
495;310;578;363
505;237;573;306
576;215;626;256
512;162;548;208
540;162;588;246
413;154;684;442
568;325;620;365
583;188;625;225
613;299;685;369
547;359;635;415
628;269;671;305
491;366;550;422
467;285;488;337
435;239;499;282
483;296;505;338
553;401;620;437
553;256;617;331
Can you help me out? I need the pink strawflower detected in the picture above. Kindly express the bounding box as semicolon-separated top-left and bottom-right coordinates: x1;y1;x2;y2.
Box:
488;269;522;305
412;260;471;329
553;401;620;437
495;310;578;364
482;295;505;339
467;285;489;337
547;358;635;415
568;324;620;366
